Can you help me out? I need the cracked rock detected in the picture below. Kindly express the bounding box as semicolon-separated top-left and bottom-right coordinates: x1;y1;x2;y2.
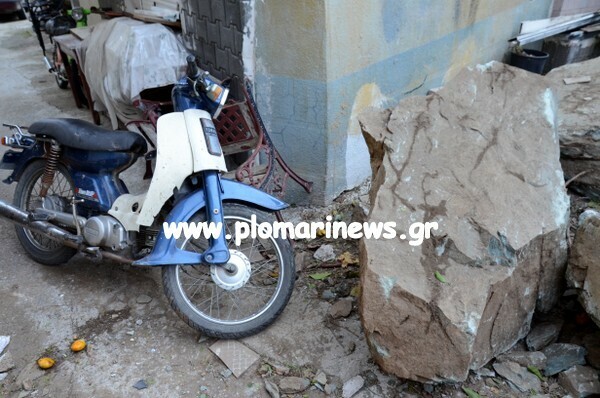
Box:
567;209;600;327
493;361;542;393
543;343;587;376
526;321;562;351
558;365;600;397
496;350;547;369
359;62;569;382
547;57;600;200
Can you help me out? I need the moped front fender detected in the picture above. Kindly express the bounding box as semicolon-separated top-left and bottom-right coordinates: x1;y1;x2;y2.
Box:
132;179;288;266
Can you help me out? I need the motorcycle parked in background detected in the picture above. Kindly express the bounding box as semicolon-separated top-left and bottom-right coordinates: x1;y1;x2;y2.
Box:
24;0;87;89
0;56;296;338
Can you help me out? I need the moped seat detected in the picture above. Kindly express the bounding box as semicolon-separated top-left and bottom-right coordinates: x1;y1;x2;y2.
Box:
29;118;147;155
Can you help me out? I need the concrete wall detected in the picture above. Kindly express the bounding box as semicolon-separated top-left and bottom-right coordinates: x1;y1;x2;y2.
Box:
249;0;553;204
552;0;600;16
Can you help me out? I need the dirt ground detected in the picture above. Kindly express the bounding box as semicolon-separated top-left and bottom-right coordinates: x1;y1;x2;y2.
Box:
0;17;579;398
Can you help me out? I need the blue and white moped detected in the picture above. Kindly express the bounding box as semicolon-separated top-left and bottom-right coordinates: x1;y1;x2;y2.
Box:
0;56;295;338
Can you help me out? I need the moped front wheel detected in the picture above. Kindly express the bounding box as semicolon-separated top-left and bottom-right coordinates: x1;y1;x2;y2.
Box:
162;203;295;339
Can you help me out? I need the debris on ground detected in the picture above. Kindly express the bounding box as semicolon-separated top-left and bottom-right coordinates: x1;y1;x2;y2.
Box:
132;379;147;390
329;298;353;319
313;244;336;262
558;365;600;397
209;340;259;378
278;376;309;393
542;343;587;376
342;375;364;398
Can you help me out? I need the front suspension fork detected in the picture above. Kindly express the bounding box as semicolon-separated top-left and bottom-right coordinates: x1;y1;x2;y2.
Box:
201;171;231;265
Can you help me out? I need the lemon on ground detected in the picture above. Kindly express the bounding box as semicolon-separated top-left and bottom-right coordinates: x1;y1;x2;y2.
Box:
71;339;86;352
37;357;55;369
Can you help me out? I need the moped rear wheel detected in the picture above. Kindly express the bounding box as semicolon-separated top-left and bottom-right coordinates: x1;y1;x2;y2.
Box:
162;203;295;339
14;160;77;265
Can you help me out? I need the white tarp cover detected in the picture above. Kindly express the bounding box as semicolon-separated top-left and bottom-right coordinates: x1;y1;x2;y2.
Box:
82;17;188;128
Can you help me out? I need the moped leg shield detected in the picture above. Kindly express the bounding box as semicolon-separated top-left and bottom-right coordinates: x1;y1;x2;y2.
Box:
132;179;288;266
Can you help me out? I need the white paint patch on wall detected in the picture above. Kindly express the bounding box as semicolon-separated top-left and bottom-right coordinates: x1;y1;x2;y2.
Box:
346;83;389;188
241;0;257;82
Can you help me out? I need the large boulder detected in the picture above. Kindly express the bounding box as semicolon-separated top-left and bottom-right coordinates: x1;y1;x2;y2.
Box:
567;209;600;327
546;57;600;199
358;62;569;383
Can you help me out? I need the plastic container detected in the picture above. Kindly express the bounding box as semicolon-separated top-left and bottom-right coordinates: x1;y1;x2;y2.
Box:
510;49;550;74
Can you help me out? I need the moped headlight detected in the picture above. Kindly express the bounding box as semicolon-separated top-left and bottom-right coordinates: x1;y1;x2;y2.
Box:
72;7;84;21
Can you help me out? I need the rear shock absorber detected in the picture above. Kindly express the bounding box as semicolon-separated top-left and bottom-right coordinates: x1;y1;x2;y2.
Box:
40;141;61;197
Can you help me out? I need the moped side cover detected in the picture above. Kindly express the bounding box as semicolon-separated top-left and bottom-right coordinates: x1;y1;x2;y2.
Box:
132;179;288;266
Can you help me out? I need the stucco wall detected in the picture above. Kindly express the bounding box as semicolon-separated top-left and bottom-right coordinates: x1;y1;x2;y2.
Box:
249;0;552;203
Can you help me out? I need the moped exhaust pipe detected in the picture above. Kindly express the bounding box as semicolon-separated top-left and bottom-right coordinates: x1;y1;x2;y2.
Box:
0;199;82;245
0;199;133;264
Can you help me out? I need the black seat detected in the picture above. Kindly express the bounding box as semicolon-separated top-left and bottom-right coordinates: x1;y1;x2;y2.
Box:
29;118;147;155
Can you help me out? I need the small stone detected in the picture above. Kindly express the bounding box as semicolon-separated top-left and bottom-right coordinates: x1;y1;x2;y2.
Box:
474;367;496;378
321;289;336;300
22;381;33;391
136;294;152;304
333;281;352;297
270;362;290;376
330;298;353;318
199;385;208;392
0;352;15;373
493;361;541;393
423;383;434;393
313;244;336;262
558;365;600;397
315;371;327;385
264;380;280;398
220;369;233;379
324;383;337;395
542;344;587;376
126;330;134;336
0;373;7;382
197;335;209;344
279;376;310;393
496;351;547;369
17;391;30;398
294;252;309;272
363;370;378;387
135;319;143;326
526;322;562;351
132;379;147;390
0;336;9;356
342;375;364;398
345;341;356;355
